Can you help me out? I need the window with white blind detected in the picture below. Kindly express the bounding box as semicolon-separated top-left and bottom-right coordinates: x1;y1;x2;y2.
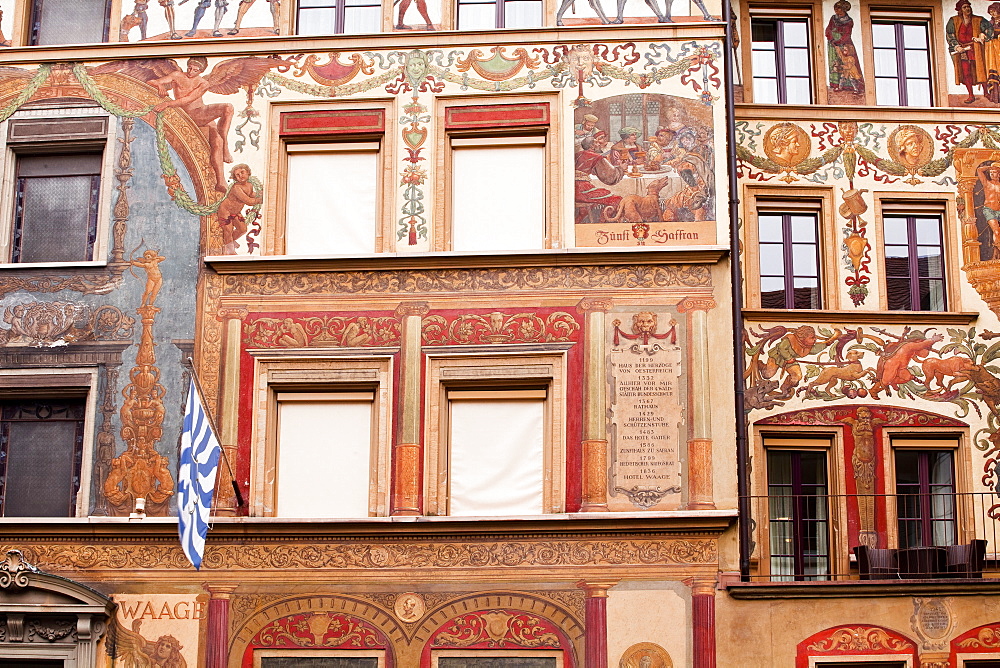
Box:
29;0;112;45
447;390;546;516
275;392;375;518
284;143;380;255
450;137;546;252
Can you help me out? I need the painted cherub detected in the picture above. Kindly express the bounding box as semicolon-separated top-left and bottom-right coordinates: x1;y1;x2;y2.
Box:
216;163;261;254
130;249;166;307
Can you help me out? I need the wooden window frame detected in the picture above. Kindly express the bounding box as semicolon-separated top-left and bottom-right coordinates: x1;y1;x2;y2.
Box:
249;356;393;518
874;196;961;312
267;102;394;256
740;1;826;105
434;96;560;252
856;1;946;108
880;431;975;549
742;185;838;310
424;352;566;516
0;367;99;520
753;430;848;581
0;107;113;267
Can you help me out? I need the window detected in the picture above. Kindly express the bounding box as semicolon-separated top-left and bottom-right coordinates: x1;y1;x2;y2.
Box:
766;449;830;581
255;649;384;667
424;354;565;517
432;651;561;667
872;20;933;106
603;94;663;145
274;392;374;518
442;102;552;252
750;16;812;104
4;112;110;265
29;0;111;45
0;397;85;517
448;390;546;516
278;108;387;255
297;0;382;35
456;0;543;29
757;210;821;309
883;214;946;311
894;446;957;548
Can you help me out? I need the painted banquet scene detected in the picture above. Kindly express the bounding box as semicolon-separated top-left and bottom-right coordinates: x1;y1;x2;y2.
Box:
0;0;999;666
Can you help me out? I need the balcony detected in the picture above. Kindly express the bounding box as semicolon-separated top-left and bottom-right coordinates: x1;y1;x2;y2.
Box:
744;491;1000;583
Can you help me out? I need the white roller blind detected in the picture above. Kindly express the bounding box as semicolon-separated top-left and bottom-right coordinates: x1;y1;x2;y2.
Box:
285;150;378;255
451;144;545;251
276;397;372;518
448;398;544;515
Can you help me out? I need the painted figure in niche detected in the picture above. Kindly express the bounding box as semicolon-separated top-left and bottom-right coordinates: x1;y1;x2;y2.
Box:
947;0;993;104
121;2;151;40
976;161;1000;258
758;325;840;400
230;0;280;35
825;0;863;96
114;619;188;667
159;0;181;39
985;2;1000;102
575;133;624;223
217;163;261;254
396;0;435;31
184;0;229;37
869;329;944;399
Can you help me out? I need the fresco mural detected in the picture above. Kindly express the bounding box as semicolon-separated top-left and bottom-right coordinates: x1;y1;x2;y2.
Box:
574;93;717;246
824;0;864;106
120;0;282;41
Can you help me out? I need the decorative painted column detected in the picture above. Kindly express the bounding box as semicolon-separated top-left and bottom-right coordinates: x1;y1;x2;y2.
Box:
689;576;717;668
214;307;247;515
577;298;613;512
678;297;717;510
205;584;238;668
577;580;616;668
392;301;429;515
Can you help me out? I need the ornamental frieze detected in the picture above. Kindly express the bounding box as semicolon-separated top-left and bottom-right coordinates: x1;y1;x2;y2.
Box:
221;265;713;297
5;538;716;572
422;311;581;345
243;315;402;348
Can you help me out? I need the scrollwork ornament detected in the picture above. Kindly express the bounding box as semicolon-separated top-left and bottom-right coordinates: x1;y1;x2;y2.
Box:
0;549;38;589
807;626;915;653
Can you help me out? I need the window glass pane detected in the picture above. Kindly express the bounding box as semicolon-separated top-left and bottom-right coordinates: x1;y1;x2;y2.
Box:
905;78;932;107
17;173;98;263
902;23;928;49
782;20;809;47
875;77;901;106
753;78;780;104
759;243;785;274
758;214;784;242
276;399;373;518
504;0;543;27
33;0;108;44
449;399;544;516
286;150;379;255
791;243;817;275
790;215;816;242
785;77;811;104
457;3;497;29
886;277;911;309
871;22;897;48
343;5;382;33
793;280;820;309
883;216;908;244
452;144;545;251
297;7;337;34
784;49;810;76
262;657;380;668
919;279;946;310
438;659;557;668
760;277;787;308
915;217;940;244
751;19;777;44
917;248;943;277
751;50;778;78
904;48;930;79
873;48;899;78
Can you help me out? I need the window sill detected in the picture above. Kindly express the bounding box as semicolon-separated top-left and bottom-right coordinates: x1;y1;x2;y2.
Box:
0;260;108;270
742;308;978;324
206;246;729;273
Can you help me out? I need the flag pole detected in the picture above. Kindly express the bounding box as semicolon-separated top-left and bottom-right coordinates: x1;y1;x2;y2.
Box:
185;357;244;508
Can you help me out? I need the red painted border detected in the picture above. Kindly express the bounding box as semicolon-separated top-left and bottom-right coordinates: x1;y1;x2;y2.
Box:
444;103;550;130
950;621;1000;663
280;109;386;136
240;612;395;667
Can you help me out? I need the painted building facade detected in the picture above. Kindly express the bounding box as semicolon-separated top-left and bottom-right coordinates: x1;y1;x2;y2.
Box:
725;0;1000;666
0;1;736;667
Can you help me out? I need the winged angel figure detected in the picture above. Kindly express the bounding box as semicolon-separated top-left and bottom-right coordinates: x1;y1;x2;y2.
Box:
109;618;187;668
91;56;288;192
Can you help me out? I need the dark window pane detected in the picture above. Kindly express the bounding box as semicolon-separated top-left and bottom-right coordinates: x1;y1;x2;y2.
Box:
0;399;85;517
262;660;380;668
894;448;956;548
32;0;109;44
767;449;830;581
882;215;946;311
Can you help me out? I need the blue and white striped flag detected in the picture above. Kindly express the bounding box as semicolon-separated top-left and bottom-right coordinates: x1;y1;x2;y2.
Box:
177;378;221;570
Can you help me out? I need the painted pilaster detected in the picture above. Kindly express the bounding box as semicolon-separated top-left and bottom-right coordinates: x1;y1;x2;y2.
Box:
205;584;237;668
214;308;246;515
578;298;613;512
577;580;616;668
689;576;717;668
678;296;717;510
393;301;429;515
